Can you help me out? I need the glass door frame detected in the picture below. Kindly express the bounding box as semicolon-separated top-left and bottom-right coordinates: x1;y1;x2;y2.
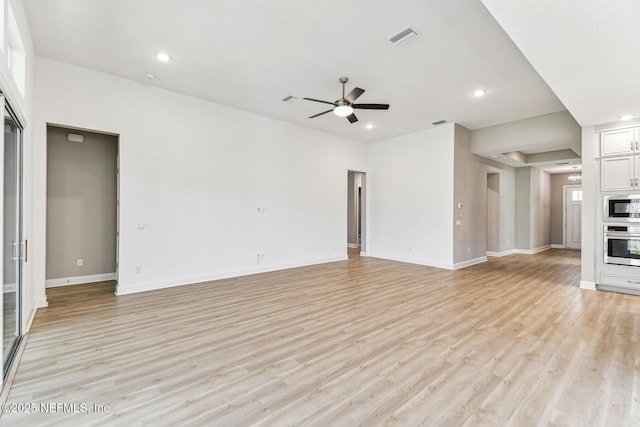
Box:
1;93;24;383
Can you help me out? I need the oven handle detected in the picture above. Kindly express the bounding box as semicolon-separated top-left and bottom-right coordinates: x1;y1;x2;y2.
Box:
605;232;640;239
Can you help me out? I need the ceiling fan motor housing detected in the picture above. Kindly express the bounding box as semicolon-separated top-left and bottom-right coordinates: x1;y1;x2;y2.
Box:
302;77;389;123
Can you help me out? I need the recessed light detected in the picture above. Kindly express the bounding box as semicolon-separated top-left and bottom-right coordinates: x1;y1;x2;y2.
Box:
145;73;157;80
365;123;374;130
620;115;634;121
156;52;171;62
473;89;486;97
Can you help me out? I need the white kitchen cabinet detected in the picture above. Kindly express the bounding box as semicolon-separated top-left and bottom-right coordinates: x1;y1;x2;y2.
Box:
601;128;636;157
601;155;640;191
600;274;640;292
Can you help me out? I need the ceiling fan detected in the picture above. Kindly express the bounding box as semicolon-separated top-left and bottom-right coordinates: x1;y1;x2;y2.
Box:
303;77;390;123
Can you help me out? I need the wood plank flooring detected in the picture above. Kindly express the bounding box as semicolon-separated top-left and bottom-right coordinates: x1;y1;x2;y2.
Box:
2;250;640;426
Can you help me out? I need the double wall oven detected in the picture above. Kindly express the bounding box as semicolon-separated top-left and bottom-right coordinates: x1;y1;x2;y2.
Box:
604;195;640;266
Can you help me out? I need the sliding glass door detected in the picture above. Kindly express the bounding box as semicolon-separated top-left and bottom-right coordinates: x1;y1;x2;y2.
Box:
2;95;23;379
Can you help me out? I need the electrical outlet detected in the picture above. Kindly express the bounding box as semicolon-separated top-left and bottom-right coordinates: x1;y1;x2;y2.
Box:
136;266;142;274
76;259;83;267
257;253;264;264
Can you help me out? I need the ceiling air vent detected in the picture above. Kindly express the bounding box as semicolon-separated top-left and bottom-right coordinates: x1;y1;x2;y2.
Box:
389;27;419;46
67;133;84;143
432;120;447;126
281;95;297;102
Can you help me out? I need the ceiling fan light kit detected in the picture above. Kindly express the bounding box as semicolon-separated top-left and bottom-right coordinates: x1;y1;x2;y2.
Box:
334;104;353;117
303;77;390;124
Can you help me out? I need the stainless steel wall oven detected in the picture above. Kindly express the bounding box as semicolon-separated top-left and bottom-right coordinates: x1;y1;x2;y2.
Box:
604;225;640;266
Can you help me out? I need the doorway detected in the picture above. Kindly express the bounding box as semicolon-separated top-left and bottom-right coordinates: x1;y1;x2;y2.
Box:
347;171;366;258
564;186;582;249
45;126;119;289
486;173;500;255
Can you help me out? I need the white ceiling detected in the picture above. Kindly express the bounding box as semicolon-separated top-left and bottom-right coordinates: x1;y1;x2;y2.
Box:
480;0;640;127
23;0;567;143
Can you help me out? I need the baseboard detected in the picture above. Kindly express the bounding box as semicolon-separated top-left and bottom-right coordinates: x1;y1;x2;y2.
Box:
46;272;117;288
360;251;369;257
24;308;37;332
551;244;565;249
115;256;347;296
514;245;551;255
35;295;48;308
366;252;454;270
453;256;487;270
580;281;597;291
486;250;515;257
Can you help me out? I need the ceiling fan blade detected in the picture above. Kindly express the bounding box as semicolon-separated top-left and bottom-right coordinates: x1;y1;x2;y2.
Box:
309;109;334;119
346;113;358;123
345;87;365;103
303;97;335;106
352;103;390;110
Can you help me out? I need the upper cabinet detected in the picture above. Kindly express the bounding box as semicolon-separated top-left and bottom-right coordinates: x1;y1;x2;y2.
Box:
601;156;640;191
600;127;640;191
601;128;637;157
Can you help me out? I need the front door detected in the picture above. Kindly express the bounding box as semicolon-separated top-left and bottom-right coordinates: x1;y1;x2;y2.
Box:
565;186;582;250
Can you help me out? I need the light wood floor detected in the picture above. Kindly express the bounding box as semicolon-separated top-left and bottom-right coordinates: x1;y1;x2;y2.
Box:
3;250;640;426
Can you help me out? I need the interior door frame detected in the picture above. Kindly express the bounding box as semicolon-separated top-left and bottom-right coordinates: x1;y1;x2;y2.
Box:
44;125;120;293
347;170;366;254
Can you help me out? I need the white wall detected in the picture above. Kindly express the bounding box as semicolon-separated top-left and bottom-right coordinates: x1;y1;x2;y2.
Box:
33;57;367;298
581;126;597;288
367;124;455;269
0;0;36;330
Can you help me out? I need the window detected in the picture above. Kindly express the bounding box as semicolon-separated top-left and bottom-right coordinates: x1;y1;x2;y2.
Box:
7;3;25;97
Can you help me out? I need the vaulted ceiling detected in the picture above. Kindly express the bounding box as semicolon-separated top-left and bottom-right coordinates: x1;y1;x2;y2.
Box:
23;1;639;153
